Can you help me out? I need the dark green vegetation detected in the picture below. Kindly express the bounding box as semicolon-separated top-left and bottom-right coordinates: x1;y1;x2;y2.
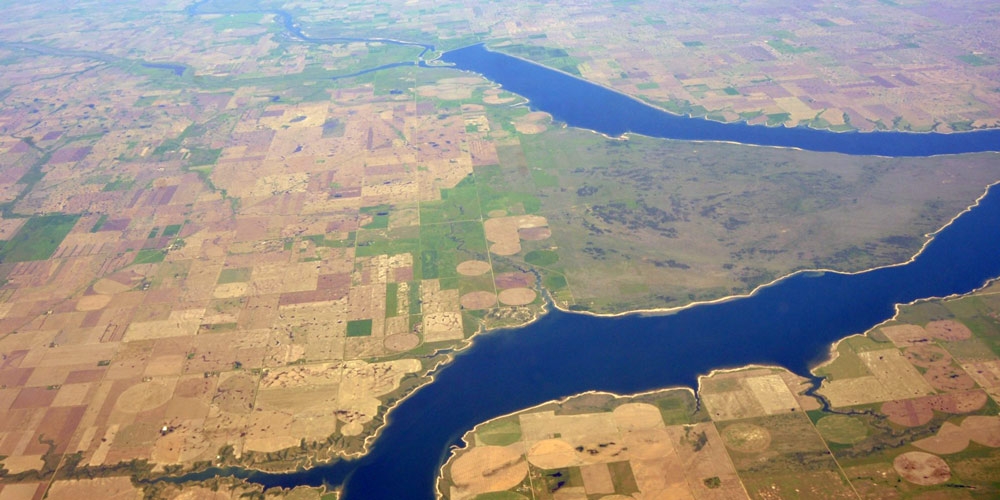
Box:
361;205;391;229
419;221;488;280
132;249;166;265
89;214;109;232
385;282;399;318
475;415;522;446
346;319;373;337
0;214;78;263
524;250;558;267
419;176;481;224
959;53;991;66
766;38;816;54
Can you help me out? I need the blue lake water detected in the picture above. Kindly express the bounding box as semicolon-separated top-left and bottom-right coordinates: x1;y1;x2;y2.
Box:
441;44;1000;157
162;9;1000;498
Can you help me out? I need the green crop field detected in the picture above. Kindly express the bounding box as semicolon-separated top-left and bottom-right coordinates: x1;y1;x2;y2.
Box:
0;214;79;263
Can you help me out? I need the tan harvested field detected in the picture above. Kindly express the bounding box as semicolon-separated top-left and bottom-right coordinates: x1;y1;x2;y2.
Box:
456;260;491;276
881;398;935;427
700;369;802;421
511;112;550;135
449;445;527;499
924;363;976;391
459;291;497;310
442;386;754;499
423;312;464;342
820;349;935;406
893;451;951;485
925;320;973;341
880;324;932;347
47;476;142;500
497;288;536;306
384;333;420;352
483;215;549;256
904;344;952;368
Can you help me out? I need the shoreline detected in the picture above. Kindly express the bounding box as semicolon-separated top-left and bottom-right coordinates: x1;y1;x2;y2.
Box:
158;177;1000;489
444;43;1000;140
544;179;1000;321
433;273;1000;499
136;3;1000;492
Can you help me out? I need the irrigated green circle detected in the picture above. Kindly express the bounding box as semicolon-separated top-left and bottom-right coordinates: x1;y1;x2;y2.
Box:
816;415;868;444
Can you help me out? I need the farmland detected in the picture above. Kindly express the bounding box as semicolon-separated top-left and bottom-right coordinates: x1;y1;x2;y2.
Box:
440;280;1000;499
0;0;997;497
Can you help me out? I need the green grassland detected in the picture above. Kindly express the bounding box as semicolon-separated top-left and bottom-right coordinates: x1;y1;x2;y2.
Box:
419;175;481;224
482;121;1000;313
0;214;79;263
132;249;166;265
494;43;582;76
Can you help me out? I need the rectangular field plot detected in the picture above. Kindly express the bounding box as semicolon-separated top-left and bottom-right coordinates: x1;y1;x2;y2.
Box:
0;214;79;263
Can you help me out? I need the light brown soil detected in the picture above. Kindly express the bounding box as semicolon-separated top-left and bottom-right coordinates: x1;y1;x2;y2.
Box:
720;423;771;453
925;320;972;341
449;445;527;499
484;215;548;256
904;345;952;368
456;260;491;276
47;477;140;500
928;390;988;414
962;415;1000;447
512;112;550;135
924;364;976;391
518;226;551;241
115;381;173;413
92;277;135;295
384;333;420;352
76;294;112;311
526;438;580;469
611;403;665;431
213;373;257;414
881;399;934;427
460;291;497;310
879;324;931;346
494;272;533;290
912;422;970;454
498;288;536;306
482;90;516;105
893;451;951;485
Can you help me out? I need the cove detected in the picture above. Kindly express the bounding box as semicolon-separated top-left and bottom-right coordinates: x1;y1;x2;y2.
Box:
160;182;1000;498
440;44;1000;157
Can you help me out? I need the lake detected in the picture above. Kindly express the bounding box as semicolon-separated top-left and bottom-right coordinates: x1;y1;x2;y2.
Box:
165;181;1000;498
441;44;1000;157
159;13;1000;498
